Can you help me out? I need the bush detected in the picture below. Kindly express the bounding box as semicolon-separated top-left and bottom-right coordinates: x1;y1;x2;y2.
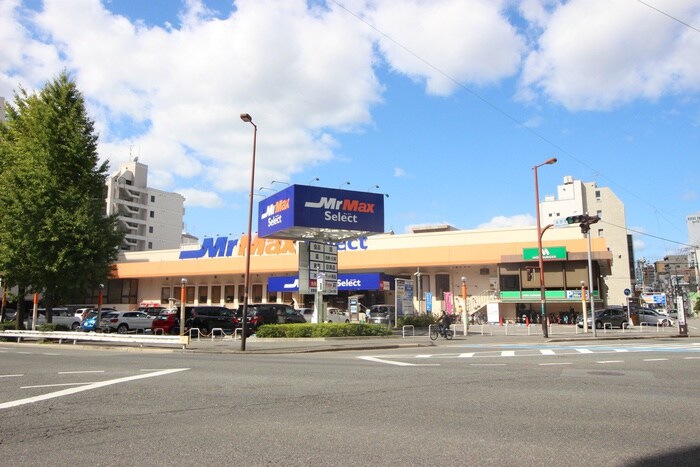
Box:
0;320;18;331
254;323;392;338
37;323;71;332
399;314;437;328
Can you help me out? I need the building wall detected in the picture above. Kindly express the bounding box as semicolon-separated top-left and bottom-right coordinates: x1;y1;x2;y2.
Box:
539;176;632;305
105;160;185;251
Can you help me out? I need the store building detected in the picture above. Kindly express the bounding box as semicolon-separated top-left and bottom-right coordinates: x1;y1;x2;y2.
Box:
109;224;612;323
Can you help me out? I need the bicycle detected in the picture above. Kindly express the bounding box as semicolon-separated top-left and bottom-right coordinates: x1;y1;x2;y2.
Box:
430;324;454;340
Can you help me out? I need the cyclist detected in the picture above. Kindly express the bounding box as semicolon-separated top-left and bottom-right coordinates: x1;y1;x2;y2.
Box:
437;310;452;337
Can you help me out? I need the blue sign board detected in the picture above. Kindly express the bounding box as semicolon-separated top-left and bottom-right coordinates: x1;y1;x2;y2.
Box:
268;273;390;292
258;184;385;241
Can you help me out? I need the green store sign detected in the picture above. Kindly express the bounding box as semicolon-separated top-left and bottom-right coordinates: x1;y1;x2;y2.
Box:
523;246;567;260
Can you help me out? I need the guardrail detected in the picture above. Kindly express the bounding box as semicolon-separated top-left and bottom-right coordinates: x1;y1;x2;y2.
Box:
0;330;190;350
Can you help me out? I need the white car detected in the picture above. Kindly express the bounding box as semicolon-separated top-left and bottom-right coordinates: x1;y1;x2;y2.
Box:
100;311;154;333
326;307;351;323
25;308;82;330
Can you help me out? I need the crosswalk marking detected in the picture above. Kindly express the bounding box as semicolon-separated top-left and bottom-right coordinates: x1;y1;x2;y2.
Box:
501;351;515;357
540;349;556;355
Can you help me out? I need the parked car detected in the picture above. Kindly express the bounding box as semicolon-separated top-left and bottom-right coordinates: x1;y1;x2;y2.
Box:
326;307;351;323
368;304;400;325
297;308;315;323
184;306;239;335
138;306;168;317
632;308;674;327
238;303;306;334
2;308;17;321
577;307;630;329
100;311;154;334
151;309;181;335
25;308;82;330
81;311;116;332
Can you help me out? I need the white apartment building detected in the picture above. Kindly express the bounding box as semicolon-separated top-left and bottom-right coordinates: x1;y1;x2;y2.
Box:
105;160;185;251
539;176;633;305
688;211;700;248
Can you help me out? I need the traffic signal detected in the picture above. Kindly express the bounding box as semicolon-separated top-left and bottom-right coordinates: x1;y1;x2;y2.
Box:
565;214;600;234
565;215;586;224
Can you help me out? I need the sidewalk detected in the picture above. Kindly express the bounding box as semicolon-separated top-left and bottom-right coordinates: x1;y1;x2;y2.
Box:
185;321;699;354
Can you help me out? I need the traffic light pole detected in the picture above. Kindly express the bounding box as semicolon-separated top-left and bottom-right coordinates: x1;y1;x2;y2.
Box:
587;229;597;337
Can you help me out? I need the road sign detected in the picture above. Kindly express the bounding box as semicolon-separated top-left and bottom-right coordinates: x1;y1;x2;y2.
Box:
624;288;631;296
298;241;338;295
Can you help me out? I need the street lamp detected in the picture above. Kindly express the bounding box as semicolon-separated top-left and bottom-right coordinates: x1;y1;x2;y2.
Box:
180;278;187;337
461;276;468;336
533;157;557;338
96;283;104;333
240;113;257;351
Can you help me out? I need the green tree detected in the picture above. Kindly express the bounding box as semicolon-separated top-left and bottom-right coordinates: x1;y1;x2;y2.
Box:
0;71;123;328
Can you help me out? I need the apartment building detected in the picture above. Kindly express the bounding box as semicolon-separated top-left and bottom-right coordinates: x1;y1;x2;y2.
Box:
105;160;185;251
539;176;633;305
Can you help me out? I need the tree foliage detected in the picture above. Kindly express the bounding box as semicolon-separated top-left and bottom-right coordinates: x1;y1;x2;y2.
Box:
0;72;123;326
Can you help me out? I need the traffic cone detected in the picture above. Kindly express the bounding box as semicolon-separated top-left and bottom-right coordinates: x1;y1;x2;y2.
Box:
525;316;529;326
499;316;503;326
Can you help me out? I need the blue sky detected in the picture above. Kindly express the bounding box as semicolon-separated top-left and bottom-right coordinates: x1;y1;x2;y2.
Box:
1;0;699;263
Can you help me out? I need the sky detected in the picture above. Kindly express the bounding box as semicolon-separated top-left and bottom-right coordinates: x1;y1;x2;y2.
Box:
1;0;699;264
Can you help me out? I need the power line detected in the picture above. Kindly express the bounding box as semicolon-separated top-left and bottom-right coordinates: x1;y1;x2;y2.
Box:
330;0;692;249
637;0;700;33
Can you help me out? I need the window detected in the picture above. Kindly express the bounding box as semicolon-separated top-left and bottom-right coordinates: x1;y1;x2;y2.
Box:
211;286;221;305
224;285;235;303
237;284;245;303
148;242;152;249
595;190;601;200
252;284;263;302
500;275;520;291
198;285;208;304
148;226;154;233
160;287;171;304
480;268;490;275
149;211;155;218
435;274;450;296
150;195;155;203
268;288;278;303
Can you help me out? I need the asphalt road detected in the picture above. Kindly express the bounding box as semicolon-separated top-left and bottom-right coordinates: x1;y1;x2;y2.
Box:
1;339;699;466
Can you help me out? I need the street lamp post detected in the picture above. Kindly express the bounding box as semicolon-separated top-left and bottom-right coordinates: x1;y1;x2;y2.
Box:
461;276;468;336
240;113;257;351
533;157;557;338
96;284;104;333
180;278;187;337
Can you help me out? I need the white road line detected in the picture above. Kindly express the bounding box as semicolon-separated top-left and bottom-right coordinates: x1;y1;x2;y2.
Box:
0;368;189;410
539;362;572;366
470;363;506;366
458;353;475;358
415;355;432;359
684;356;700;359
0;374;23;378
540;349;556;355
501;351;515;357
58;370;105;375
643;358;668;362
576;349;593;354
358;356;433;366
42;353;61;356
614;349;629;352
597;360;624;364
22;382;96;389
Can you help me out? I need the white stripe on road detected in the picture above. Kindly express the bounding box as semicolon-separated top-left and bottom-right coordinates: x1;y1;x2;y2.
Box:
358;356;438;366
684;356;700;359
576;349;593;354
458;353;475;358
539;362;572;366
58;370;105;375
501;351;515;357
614;349;629;352
540;349;556;355
597;360;624;364
0;368;189;410
643;358;668;362
0;374;23;378
22;382;96;389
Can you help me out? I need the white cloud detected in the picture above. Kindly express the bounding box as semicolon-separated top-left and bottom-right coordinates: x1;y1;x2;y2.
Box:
477;214;536;229
370;0;525;95
394;166;409;177
519;0;700;110
178;188;224;208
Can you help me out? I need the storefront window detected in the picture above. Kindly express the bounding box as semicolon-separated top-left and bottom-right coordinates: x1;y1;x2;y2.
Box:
268;289;277;303
198;285;208;304
225;285;235;303
252;284;263;302
160;287;170;305
435;274;450;296
211;286;221;305
237;284;245;303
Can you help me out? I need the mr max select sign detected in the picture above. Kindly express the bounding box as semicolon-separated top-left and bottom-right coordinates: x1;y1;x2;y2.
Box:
257;184;384;240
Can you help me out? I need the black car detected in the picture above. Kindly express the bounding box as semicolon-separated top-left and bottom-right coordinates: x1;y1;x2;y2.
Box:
183;306;239;335
577;307;630;329
238;303;306;334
